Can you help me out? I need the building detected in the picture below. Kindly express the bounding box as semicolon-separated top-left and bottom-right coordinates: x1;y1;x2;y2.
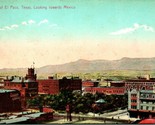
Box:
59;77;82;91
82;80;125;95
110;81;125;87
0;89;21;113
83;86;125;95
3;68;38;108
82;80;99;87
37;77;59;95
37;77;82;95
125;75;155;119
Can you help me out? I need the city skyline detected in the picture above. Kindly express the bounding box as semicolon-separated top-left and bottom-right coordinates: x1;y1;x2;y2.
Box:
0;0;155;68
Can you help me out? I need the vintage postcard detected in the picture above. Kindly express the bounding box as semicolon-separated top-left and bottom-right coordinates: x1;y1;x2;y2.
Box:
0;0;155;124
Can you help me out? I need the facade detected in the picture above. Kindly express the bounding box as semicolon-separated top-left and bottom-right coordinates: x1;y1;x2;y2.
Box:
82;80;99;87
82;80;125;95
0;89;21;113
110;81;125;87
59;77;82;91
37;77;82;95
0;77;4;89
125;76;155;119
3;68;38;108
37;77;59;94
83;86;125;95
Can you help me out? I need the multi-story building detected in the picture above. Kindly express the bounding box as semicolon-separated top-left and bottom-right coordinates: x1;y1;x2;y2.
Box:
83;86;125;95
37;77;59;94
110;81;125;87
0;89;21;113
125;75;155;119
3;68;38;108
59;77;82;91
83;80;126;95
37;77;82;95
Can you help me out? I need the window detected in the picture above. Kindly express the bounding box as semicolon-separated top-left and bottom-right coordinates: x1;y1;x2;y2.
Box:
143;101;146;104
131;100;137;103
131;106;137;109
141;106;143;110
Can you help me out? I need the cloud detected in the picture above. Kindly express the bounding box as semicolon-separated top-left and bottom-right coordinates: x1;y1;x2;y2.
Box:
0;19;59;32
2;24;18;30
110;23;154;35
22;21;28;25
28;20;35;24
11;24;18;29
4;26;12;30
141;24;154;32
22;20;35;25
38;19;49;26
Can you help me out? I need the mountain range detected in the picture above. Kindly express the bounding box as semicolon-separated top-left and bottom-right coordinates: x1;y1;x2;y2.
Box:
1;57;155;74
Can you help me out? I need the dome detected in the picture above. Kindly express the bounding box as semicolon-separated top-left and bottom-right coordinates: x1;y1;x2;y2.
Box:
139;118;155;124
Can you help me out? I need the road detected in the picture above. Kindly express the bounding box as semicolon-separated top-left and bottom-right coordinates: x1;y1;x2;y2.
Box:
51;109;138;124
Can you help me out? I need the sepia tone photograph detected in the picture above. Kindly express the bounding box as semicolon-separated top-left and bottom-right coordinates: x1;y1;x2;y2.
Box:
0;0;155;124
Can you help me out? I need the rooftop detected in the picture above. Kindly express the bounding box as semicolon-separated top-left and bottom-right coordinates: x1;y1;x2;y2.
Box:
0;112;45;124
0;89;16;93
125;79;155;82
110;81;125;83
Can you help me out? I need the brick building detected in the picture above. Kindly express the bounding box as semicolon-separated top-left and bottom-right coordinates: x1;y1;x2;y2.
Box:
83;86;125;95
37;77;82;95
82;80;125;95
125;75;155;119
37;77;59;94
110;81;125;87
82;80;99;87
0;89;21;113
59;77;82;91
3;68;38;108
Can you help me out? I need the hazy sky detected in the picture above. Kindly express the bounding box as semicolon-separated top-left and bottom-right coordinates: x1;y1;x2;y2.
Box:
0;0;155;68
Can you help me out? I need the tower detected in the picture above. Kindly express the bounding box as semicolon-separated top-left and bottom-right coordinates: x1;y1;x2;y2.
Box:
25;68;37;80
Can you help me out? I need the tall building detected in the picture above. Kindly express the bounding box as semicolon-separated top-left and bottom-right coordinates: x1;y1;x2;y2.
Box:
37;77;59;95
125;75;155;119
25;68;37;80
37;77;82;95
3;68;38;109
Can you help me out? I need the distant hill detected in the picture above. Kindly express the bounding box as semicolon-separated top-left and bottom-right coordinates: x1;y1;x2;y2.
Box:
37;57;155;74
1;57;155;75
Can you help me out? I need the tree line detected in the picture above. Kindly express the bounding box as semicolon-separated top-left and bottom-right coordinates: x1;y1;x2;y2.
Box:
27;91;128;114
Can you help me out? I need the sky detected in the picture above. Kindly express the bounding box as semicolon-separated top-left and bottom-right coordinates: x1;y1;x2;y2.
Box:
0;0;155;68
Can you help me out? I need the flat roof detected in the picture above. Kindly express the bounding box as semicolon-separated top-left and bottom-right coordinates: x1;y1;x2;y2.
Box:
0;116;29;124
0;112;45;124
110;81;125;83
125;80;155;82
0;89;16;93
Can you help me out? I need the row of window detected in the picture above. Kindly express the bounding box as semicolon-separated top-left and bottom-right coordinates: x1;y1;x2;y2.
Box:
140;106;155;111
126;83;155;85
140;94;155;99
131;100;137;103
131;106;137;109
5;83;21;87
141;101;155;104
131;94;137;97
